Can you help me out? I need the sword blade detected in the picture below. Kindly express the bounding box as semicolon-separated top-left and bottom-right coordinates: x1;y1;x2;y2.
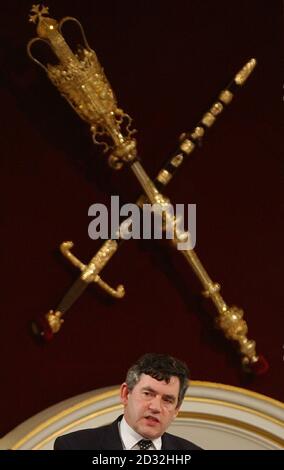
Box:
56;276;88;314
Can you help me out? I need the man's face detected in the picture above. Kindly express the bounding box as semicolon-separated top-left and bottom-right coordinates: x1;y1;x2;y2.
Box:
120;373;181;439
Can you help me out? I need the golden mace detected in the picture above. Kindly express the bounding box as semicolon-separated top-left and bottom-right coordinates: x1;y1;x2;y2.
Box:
27;5;268;374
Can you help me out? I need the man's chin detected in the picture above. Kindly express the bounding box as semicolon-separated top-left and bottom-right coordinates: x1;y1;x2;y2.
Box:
138;423;163;439
141;430;160;439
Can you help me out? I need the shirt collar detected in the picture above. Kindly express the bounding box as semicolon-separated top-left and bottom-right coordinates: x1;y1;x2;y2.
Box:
119;416;162;450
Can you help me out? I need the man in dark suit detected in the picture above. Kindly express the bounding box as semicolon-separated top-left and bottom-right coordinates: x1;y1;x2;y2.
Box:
54;353;202;450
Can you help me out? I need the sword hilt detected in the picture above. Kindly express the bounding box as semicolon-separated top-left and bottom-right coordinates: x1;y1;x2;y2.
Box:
31;239;125;341
60;241;125;298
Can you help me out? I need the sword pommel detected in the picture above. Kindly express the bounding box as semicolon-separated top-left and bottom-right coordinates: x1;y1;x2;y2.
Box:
31;310;63;341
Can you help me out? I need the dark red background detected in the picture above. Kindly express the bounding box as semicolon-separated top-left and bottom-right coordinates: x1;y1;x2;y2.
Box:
0;0;283;436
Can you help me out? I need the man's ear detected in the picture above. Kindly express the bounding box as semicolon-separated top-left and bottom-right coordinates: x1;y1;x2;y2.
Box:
120;382;129;405
173;405;180;419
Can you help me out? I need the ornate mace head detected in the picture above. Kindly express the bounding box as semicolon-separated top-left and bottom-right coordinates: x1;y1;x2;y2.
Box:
27;4;137;170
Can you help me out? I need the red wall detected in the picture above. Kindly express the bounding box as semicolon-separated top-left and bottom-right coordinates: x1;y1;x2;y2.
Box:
0;0;283;436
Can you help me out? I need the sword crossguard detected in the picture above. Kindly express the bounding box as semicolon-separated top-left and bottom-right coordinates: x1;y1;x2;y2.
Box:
60;241;125;299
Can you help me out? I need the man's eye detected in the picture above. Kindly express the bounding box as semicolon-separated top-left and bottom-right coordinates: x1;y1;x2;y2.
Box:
164;398;174;404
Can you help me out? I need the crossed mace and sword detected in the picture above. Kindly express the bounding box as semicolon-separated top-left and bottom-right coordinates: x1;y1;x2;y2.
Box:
27;4;268;374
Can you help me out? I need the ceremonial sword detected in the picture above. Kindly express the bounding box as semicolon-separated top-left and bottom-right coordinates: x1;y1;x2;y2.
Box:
30;56;253;341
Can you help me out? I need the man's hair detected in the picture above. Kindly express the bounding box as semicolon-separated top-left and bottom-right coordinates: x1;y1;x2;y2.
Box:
125;353;190;407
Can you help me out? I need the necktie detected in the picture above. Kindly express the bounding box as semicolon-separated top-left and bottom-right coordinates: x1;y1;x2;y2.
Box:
138;439;153;450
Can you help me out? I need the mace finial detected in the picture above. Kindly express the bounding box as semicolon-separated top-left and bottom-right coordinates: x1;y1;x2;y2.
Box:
29;4;49;24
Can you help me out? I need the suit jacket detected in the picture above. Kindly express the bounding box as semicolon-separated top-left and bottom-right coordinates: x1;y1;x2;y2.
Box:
54;415;202;450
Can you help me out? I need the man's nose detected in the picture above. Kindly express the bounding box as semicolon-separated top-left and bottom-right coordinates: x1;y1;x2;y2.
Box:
148;396;162;412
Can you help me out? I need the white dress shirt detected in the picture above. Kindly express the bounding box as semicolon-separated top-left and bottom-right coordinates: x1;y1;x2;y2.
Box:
119;416;162;450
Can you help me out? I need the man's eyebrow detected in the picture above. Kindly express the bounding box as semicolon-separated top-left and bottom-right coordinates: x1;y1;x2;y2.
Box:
141;386;156;393
141;387;177;401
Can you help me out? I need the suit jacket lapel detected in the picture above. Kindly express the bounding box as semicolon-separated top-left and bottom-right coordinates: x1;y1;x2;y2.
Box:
100;415;124;450
161;433;174;450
